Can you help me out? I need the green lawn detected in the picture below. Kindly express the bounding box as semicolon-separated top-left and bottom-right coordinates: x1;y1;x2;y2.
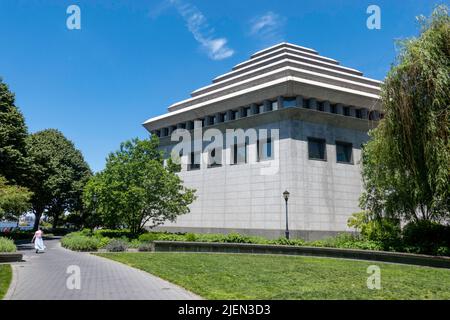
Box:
0;264;12;300
96;252;450;300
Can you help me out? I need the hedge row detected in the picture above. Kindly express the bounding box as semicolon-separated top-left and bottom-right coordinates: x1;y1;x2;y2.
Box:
61;228;450;256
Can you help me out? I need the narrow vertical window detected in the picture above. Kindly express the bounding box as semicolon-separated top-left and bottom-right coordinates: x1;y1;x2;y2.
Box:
187;152;200;171
308;138;326;161
258;137;273;161
336;141;353;164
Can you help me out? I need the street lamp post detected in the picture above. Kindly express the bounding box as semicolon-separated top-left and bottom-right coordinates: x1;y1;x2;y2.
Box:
283;190;290;240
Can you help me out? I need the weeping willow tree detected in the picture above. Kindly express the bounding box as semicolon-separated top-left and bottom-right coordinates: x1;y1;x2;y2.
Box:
360;5;450;224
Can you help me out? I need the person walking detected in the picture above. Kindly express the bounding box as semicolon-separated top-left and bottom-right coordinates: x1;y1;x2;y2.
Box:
32;228;46;253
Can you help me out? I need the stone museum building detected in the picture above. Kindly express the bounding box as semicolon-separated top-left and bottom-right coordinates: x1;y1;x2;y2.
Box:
143;42;383;240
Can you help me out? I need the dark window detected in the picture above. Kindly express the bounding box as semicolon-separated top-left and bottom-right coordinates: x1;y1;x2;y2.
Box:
258;104;264;113
369;111;378;120
336;142;353;164
331;104;337;114
317;101;324;111
233;144;238;164
343;107;350;116
283;97;297;108
355;109;362;119
257;137;273;161
187;152;200;171
308;138;326;161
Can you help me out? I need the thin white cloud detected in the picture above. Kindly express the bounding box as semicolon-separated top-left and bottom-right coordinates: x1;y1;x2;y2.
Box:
249;11;286;44
170;0;234;60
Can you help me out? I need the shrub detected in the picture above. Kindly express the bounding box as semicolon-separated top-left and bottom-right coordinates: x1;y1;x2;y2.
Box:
138;232;163;243
0;230;33;240
129;239;141;249
436;247;450;257
139;232;186;243
80;228;93;236
98;237;111;249
105;239;128;252
43;228;74;236
185;233;197;242
61;235;100;251
0;237;16;252
402;221;450;255
138;242;154;252
93;229;136;240
194;233;227;243
307;233;384;251
270;237;305;246
224;233;253;244
348;212;401;249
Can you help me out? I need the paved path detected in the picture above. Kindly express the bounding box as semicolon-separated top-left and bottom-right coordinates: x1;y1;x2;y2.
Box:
5;238;201;300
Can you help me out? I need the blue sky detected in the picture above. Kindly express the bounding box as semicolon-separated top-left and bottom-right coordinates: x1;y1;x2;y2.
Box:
0;0;443;172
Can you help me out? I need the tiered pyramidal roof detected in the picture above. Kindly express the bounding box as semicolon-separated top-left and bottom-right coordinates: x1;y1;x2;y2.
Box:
144;42;382;132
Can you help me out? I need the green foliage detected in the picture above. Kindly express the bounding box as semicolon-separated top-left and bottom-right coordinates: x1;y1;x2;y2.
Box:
98;237;112;249
61;234;100;251
64;227;449;256
0;79;28;185
223;232;254;244
0;230;33;240
83;136;196;235
128;239;141;249
402;220;450;255
26;129;92;230
0;237;17;252
348;212;450;255
92;229;136;240
269;237;305;246
0;176;33;220
185;233;197;242
105;239;128;252
307;233;385;251
360;6;450;223
348;212;401;248
138;232;166;243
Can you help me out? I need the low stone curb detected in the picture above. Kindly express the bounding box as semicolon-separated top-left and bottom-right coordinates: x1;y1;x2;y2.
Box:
0;252;23;263
153;241;450;269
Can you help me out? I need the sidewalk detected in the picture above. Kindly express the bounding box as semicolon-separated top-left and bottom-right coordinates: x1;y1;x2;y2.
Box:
5;238;201;300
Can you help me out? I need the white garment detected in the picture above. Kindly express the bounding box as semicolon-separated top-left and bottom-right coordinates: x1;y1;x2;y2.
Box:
34;237;46;251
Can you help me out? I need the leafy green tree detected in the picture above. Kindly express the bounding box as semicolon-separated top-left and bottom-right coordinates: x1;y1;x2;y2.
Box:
0;176;33;221
0;78;28;185
360;6;450;224
83;136;196;235
26;129;92;230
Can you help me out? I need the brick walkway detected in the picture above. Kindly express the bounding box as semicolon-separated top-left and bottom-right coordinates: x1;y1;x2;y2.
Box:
5;238;201;300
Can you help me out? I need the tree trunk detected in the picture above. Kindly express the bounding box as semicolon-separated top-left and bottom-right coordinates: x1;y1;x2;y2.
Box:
33;208;44;231
52;214;59;229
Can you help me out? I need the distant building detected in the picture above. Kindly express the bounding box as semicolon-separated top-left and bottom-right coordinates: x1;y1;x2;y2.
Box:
143;43;382;240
